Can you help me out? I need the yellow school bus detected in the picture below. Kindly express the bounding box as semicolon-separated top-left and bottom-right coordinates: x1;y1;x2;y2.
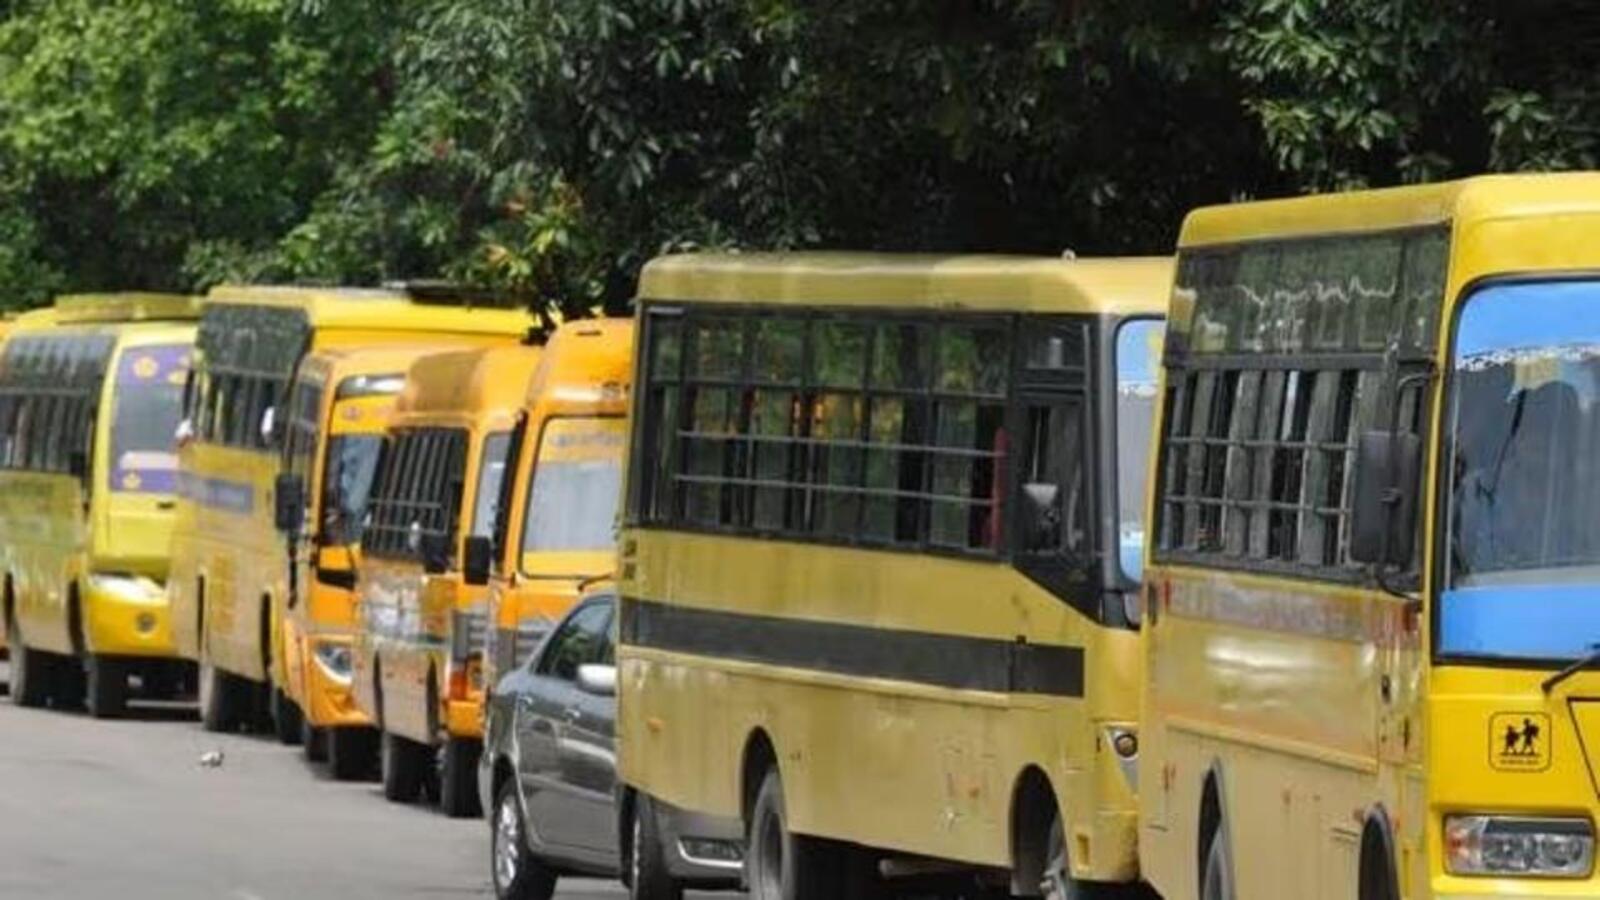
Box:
0;294;198;718
612;253;1170;897
1139;174;1600;900
168;286;536;736
272;345;435;775
468;320;633;695
351;344;541;812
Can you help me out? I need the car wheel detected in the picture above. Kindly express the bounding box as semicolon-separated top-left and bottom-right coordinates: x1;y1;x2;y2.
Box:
7;619;53;709
381;730;428;803
328;726;378;782
629;793;684;900
1201;826;1233;900
271;689;303;746
492;778;556;900
441;736;483;818
85;654;127;719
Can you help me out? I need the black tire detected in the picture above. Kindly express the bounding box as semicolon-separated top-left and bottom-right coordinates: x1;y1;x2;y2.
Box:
328;726;379;782
85;654;128;719
199;661;241;733
52;656;85;710
747;767;876;900
629;793;684;900
8;621;53;709
271;689;304;746
1200;826;1233;900
491;778;557;900
301;717;327;763
441;736;483;818
246;682;274;734
381;730;428;803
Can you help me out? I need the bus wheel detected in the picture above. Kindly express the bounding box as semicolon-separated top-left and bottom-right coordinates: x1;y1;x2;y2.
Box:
85;654;128;719
629;793;684;900
301;718;327;763
492;777;556;900
748;768;872;900
8;621;52;709
381;730;428;803
328;726;378;782
441;736;483;818
1200;827;1234;900
199;662;240;733
271;689;303;746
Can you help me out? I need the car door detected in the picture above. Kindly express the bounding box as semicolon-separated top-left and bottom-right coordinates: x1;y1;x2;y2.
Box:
515;600;610;853
554;611;619;855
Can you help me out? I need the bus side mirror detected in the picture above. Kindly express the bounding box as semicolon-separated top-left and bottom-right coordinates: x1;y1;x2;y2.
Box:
274;472;306;534
421;532;452;575
463;535;493;587
1350;430;1421;566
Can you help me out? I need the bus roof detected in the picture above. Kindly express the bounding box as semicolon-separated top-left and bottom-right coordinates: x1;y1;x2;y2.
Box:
46;293;200;325
301;344;450;388
1178;173;1600;249
525;318;632;407
396;344;542;422
637;252;1172;317
205;284;537;338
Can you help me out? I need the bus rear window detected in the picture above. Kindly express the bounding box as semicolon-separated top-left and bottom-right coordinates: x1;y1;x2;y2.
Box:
110;344;189;493
520;418;625;562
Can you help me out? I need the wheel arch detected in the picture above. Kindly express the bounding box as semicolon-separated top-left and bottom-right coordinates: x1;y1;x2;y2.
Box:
1359;804;1401;900
1198;759;1231;899
1008;764;1060;896
739;727;778;827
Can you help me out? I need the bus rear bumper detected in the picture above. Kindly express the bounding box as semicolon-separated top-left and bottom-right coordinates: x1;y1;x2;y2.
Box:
82;574;175;658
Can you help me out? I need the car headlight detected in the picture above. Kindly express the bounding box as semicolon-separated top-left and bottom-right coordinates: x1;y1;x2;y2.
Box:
1445;815;1594;878
312;641;354;683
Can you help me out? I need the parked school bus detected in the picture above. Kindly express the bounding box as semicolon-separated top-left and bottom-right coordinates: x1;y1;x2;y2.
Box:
351;344;540;812
465;319;633;698
1139;174;1600;900
271;345;434;775
0;294;198;718
167;285;536;735
612;253;1169;897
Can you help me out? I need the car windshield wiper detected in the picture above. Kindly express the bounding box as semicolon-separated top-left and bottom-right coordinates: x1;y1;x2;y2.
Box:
1542;642;1600;695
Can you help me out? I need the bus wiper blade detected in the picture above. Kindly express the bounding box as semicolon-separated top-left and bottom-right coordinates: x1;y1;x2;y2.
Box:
1541;642;1600;695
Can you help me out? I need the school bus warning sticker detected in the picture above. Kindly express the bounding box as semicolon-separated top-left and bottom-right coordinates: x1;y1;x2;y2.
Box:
1490;712;1551;772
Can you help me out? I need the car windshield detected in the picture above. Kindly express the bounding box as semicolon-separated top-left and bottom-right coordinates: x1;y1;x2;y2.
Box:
1439;280;1600;661
322;435;383;546
110;344;189;493
519;417;624;566
1115;319;1164;582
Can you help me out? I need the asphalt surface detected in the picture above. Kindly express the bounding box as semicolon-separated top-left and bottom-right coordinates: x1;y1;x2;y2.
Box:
0;662;729;900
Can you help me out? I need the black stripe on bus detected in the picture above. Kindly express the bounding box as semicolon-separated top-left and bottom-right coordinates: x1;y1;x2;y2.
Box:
619;597;1084;698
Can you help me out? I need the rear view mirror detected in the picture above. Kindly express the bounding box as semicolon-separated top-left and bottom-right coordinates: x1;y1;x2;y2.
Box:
1350;430;1421;566
463;535;493;587
274;472;306;534
576;663;616;697
420;532;452;575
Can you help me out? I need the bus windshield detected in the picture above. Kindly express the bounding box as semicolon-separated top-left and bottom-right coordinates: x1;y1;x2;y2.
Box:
1116;319;1164;582
1440;280;1600;661
322;434;383;546
519;417;625;568
110;344;189;493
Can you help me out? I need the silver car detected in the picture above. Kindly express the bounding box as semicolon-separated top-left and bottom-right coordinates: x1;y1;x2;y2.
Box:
479;591;742;900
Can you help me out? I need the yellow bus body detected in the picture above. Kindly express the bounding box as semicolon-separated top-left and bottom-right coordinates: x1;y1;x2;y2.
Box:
278;345;439;739
615;253;1170;890
167;285;535;730
351;344;540;810
482;319;633;690
0;294;199;714
1139;174;1600;899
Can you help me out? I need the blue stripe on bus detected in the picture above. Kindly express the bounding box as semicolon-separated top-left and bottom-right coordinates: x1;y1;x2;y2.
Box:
176;472;255;514
1439;584;1600;660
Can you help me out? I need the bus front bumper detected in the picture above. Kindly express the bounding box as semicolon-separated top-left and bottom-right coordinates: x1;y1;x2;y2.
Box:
302;635;372;729
82;574;175;658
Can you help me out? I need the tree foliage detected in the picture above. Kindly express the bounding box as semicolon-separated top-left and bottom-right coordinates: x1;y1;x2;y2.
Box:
0;0;1593;313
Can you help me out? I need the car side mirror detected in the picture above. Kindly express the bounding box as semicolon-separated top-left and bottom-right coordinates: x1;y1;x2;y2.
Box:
1020;482;1061;551
463;535;493;587
1350;430;1421;566
420;532;452;575
274;472;306;534
67;450;88;480
576;663;616;697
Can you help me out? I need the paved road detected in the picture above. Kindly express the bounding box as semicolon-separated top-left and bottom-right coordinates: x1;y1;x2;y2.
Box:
0;664;728;900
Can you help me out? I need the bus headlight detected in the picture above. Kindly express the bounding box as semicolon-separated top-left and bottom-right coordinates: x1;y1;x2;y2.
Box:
1444;815;1594;878
312;642;354;684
